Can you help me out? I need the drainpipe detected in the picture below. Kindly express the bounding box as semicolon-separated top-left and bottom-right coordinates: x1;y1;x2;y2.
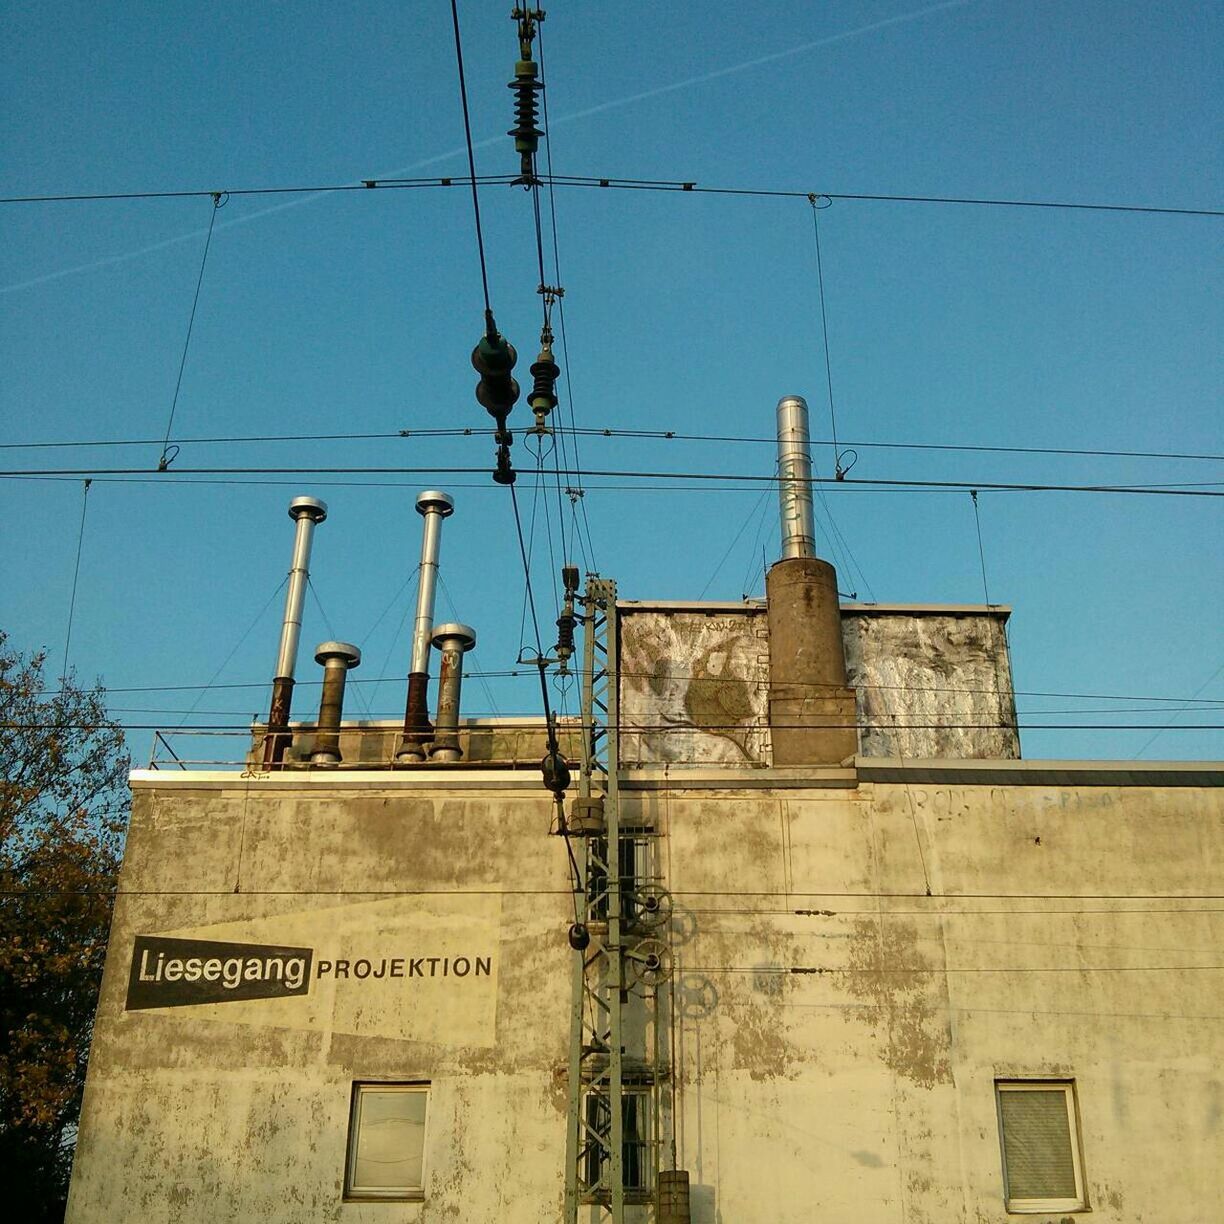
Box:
397;491;455;762
765;396;857;766
428;623;476;762
263;496;327;767
311;642;361;766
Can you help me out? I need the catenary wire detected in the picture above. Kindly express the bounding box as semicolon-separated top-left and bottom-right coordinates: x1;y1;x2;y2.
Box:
2;427;1218;465
35;676;1224;704
2;464;1221;497
448;0;493;315
5;174;1221;218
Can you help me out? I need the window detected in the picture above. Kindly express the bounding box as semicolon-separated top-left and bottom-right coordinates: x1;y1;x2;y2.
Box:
996;1080;1086;1213
582;1088;652;1200
345;1083;428;1200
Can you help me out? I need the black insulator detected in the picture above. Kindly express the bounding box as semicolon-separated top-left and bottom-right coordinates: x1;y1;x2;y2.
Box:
508;60;543;156
472;332;520;421
493;440;516;485
568;923;590;951
529;349;559;419
542;749;571;797
555;612;576;655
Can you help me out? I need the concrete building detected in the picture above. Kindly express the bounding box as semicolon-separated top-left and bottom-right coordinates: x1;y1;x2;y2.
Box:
67;400;1223;1223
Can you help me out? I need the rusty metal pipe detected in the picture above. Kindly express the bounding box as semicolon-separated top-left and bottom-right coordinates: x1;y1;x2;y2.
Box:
263;495;327;767
397;491;454;762
428;623;476;762
310;641;360;766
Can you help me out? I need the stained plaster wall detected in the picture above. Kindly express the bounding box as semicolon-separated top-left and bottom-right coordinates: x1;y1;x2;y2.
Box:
66;778;574;1224
618;606;1018;766
69;771;1222;1224
631;775;1223;1224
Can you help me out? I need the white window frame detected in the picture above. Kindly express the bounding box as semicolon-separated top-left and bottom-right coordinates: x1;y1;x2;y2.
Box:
995;1079;1086;1214
344;1081;429;1201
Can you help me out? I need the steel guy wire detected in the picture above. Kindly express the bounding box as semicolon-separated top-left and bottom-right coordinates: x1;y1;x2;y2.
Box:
60;478;91;680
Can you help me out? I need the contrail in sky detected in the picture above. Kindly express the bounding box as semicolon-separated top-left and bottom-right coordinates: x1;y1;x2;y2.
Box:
2;0;971;294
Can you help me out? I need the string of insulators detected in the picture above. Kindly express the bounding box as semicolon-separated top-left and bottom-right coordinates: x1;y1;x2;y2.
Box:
528;324;559;433
471;316;519;484
554;563;580;671
508;9;544;182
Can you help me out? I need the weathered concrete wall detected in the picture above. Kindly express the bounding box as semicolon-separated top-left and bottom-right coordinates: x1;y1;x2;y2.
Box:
67;777;575;1224
71;767;1222;1222
249;718;584;770
843;609;1019;760
620;609;771;766
619;604;1018;764
627;774;1223;1223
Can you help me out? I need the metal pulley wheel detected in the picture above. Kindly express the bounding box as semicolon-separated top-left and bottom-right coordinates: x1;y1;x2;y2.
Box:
630;883;673;930
626;938;672;988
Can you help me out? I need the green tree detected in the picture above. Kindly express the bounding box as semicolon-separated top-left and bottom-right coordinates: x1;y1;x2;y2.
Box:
0;632;128;1221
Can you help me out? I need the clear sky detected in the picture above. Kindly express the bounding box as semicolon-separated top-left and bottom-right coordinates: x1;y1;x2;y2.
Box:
2;0;1220;765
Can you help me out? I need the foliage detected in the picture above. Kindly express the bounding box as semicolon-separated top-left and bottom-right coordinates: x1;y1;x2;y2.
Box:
0;632;128;1221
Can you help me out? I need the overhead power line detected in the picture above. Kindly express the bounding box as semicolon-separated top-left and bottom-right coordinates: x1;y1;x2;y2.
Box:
1;427;1218;465
4;174;1220;219
1;464;1219;497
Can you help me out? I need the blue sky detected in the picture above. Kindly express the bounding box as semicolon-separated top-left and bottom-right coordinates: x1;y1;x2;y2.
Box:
2;0;1220;764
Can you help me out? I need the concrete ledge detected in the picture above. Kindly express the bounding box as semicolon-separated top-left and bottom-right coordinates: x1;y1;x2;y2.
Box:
128;768;557;794
855;757;1224;787
620;767;859;790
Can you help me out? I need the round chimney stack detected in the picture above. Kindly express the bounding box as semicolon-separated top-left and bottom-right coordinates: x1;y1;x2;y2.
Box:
429;623;477;763
311;641;361;766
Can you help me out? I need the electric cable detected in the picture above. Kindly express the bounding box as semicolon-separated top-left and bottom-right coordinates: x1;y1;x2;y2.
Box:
808;194;844;478
449;0;494;318
6;175;1220;218
60;478;91;679
158;192;224;470
34;675;1224;705
3;464;1219;497
3;427;1218;465
970;490;991;605
1131;661;1224;761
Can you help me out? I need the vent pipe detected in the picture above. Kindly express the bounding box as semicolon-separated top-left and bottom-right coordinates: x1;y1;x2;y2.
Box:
428;623;476;762
311;641;361;766
263;495;328;767
765;396;857;766
777;395;816;559
397;490;455;762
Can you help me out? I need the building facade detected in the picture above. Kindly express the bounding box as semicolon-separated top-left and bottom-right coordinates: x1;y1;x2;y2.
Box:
65;598;1223;1222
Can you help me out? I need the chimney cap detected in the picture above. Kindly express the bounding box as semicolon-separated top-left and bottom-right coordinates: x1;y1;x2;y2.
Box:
288;495;328;523
314;641;361;668
431;622;476;651
415;490;455;518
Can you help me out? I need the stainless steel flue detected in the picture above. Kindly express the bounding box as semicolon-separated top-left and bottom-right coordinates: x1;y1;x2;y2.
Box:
776;395;816;560
428;623;476;762
397;490;455;762
263;495;328;767
310;641;361;766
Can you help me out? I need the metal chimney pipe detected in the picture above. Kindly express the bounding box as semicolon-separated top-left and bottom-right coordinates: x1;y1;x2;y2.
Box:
776;395;816;560
428;623;476;762
310;641;361;766
397;490;456;762
263;495;328;767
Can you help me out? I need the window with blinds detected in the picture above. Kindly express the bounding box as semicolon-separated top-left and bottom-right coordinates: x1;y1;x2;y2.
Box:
996;1080;1086;1212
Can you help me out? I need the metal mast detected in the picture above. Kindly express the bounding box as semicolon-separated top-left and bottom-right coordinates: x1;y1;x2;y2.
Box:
564;577;672;1224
